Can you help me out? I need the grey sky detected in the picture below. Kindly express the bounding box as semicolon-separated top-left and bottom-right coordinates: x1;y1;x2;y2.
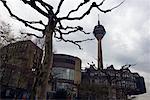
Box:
0;0;150;99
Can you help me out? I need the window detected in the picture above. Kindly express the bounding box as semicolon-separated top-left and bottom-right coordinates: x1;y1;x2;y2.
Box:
1;68;11;85
95;79;99;84
9;70;19;87
0;67;4;80
65;59;75;65
54;58;75;65
90;73;94;76
56;82;73;90
52;67;75;80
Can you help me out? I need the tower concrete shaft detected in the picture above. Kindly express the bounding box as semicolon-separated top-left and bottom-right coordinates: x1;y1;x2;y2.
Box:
98;39;103;69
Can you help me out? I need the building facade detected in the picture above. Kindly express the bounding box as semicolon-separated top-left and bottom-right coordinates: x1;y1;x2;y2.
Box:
0;40;43;99
79;65;146;100
49;54;81;99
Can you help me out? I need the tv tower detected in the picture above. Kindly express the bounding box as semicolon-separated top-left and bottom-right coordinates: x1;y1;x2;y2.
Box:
93;16;106;70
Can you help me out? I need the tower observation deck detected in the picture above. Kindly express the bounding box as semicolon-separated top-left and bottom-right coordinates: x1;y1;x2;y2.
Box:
93;20;106;70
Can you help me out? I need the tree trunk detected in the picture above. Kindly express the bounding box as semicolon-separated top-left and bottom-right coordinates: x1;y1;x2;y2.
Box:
36;21;54;99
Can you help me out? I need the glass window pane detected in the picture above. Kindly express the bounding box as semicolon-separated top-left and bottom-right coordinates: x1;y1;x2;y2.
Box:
52;67;75;80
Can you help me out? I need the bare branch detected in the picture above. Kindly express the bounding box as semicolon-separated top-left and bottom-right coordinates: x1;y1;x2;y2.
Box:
54;32;94;49
56;26;90;35
21;0;49;17
81;30;90;34
74;38;94;43
0;0;44;32
59;0;125;20
27;20;46;26
54;33;82;49
35;0;54;16
54;20;93;49
20;32;44;39
66;1;89;17
110;0;125;10
59;26;76;30
59;4;93;20
96;0;125;13
55;28;78;35
98;0;106;6
36;0;53;10
56;20;90;34
55;0;64;15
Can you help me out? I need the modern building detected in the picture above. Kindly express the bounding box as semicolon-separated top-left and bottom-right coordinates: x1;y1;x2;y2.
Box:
49;54;81;99
0;40;43;99
128;73;146;95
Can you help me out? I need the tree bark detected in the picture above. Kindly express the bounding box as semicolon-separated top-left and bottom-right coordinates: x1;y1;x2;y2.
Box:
36;20;55;99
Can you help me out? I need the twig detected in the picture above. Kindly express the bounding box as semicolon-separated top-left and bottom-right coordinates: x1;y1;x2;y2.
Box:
20;32;44;38
55;0;64;15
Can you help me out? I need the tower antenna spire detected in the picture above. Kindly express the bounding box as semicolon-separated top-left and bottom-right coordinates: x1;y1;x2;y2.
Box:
98;14;100;25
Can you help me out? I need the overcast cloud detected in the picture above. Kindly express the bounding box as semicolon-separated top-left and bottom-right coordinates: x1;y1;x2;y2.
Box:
0;0;150;99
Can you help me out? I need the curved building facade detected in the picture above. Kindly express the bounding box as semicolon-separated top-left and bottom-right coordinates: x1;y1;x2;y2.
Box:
51;54;81;98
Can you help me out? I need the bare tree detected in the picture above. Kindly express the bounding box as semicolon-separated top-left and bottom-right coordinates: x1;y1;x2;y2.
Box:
0;20;29;47
0;20;15;47
0;0;124;99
